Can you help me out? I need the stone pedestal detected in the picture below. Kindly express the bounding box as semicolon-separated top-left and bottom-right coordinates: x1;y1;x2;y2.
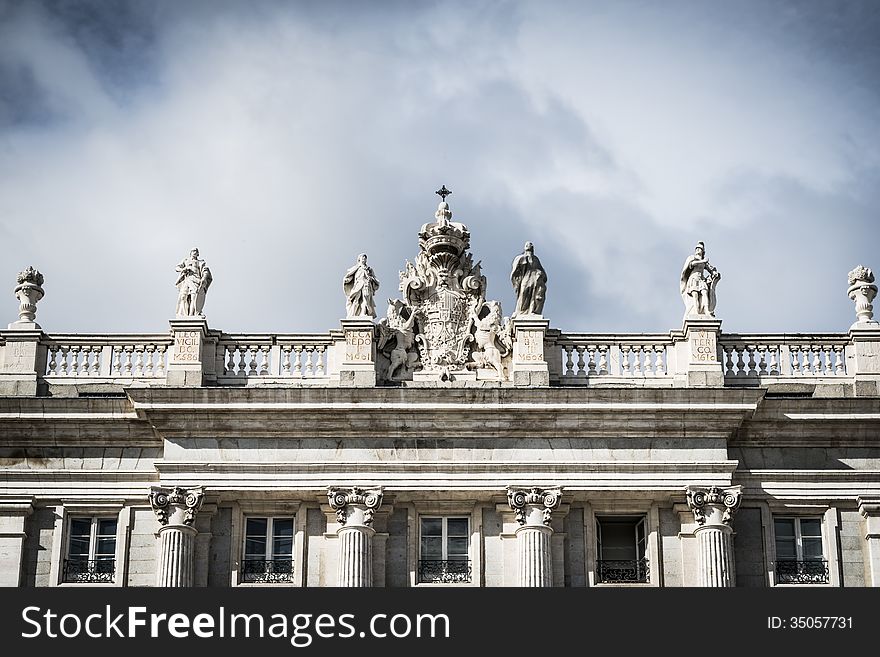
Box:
328;487;383;587
150;486;205;587
167;318;216;386
510;316;550;387
672;318;724;387
686;485;741;587
0;497;34;587
0;329;46;396
338;318;377;387
848;326;880;397
507;487;561;586
859;497;880;587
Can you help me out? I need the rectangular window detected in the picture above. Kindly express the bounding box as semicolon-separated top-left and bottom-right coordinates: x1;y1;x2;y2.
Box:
242;517;294;583
64;517;116;583
418;516;471;583
596;516;649;583
774;517;828;584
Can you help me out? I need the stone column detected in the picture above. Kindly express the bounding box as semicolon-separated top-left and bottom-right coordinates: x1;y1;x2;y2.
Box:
859;497;880;587
338;317;377;387
507;487;562;586
686;485;742;587
510;316;551;386
150;486;205;587
671;318;724;387
328;487;383;587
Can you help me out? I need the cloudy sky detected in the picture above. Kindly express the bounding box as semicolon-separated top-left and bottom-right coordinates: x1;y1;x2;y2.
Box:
1;0;878;335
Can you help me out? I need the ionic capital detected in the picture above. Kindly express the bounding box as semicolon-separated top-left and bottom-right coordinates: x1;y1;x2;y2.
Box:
686;485;741;528
150;486;205;527
507;486;562;527
328;486;383;528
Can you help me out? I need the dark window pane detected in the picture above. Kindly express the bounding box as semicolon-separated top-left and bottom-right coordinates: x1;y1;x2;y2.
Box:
70;518;91;537
97;519;117;536
447;537;469;556
800;519;822;538
421;536;442;559
246;518;268;537
273;536;293;557
245;537;267;557
273;519;294;538
446;518;469;536
96;537;116;556
774;519;795;538
68;536;90;557
775;538;797;560
421;518;442;536
802;537;824;559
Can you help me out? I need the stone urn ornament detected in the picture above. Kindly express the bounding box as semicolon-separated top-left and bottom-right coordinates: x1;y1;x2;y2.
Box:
848;265;878;327
12;266;44;328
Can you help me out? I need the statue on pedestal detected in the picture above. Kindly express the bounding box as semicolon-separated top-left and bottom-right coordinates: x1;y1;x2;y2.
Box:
469;300;511;378
175;248;212;317
378;299;419;380
510;242;547;317
680;241;720;319
343;253;380;319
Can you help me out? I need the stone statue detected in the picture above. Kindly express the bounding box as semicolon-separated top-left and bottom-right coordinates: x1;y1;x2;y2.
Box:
469;300;510;378
510;241;547;317
343;253;380;319
680;241;720;318
847;265;877;326
175;248;212;317
378;299;419;380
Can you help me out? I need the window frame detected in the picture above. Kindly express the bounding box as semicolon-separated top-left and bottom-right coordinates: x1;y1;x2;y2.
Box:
769;509;836;587
595;514;650;584
230;501;304;587
409;502;480;587
49;502;129;587
586;503;660;587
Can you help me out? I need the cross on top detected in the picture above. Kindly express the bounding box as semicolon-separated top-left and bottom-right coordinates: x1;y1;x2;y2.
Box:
435;185;452;202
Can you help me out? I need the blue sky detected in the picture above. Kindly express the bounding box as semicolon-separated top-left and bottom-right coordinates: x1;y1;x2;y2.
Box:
1;0;878;334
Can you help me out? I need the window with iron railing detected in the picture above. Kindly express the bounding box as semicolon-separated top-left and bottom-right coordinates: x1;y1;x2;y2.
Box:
596;516;649;584
419;517;471;584
774;517;828;584
65;517;116;583
242;517;295;583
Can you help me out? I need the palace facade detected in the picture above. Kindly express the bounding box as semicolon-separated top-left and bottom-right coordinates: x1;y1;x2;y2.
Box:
1;196;879;588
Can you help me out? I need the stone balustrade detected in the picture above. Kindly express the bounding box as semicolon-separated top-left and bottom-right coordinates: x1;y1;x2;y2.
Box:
216;334;335;381
719;334;850;381
43;335;172;380
555;333;672;381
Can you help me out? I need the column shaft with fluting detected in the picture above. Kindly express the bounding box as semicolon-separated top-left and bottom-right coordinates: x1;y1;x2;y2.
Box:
328;486;383;588
686;485;741;588
150;486;205;588
507;487;562;587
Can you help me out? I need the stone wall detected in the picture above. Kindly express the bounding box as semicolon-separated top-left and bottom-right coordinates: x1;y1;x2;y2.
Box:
839;509;866;587
127;507;159;586
22;506;55;587
733;507;766;587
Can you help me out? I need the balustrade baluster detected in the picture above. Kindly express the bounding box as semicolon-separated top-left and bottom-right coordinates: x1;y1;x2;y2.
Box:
757;346;768;375
134;346;145;376
598;346;609;375
632;346;643;375
621;345;632;375
563;346;574;377
112;346;122;375
316;346;326;375
587;346;597;376
70;346;81;376
735;348;746;377
248;346;258;376
746;346;757;376
833;345;846;375
123;346;134;375
281;346;292;375
156;345;167;376
812;346;823;375
768;346;780;375
823;346;833;376
643;346;654;375
47;346;58;375
575;346;586;376
259;345;270;375
724;346;735;376
237;346;248;376
790;346;802;375
293;346;304;376
655;346;666;376
802;346;813;374
304;347;315;376
58;346;69;375
145;345;156;376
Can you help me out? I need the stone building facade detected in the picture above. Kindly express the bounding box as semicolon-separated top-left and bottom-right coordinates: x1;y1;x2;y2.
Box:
1;195;879;588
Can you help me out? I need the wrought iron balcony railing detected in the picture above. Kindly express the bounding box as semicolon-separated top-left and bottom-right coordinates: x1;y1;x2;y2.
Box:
775;559;829;584
241;559;295;583
418;559;472;584
63;558;115;583
597;558;649;584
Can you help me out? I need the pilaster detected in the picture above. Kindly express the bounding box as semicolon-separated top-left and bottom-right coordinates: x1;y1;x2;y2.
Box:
0;497;34;586
859;497;880;587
